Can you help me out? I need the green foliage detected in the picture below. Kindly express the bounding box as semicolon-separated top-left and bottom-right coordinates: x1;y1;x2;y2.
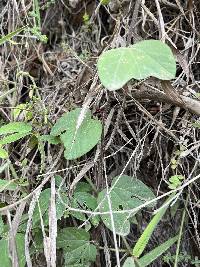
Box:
123;236;178;267
163;252;197;265
0;132;31;146
192;122;200;128
0;122;32;135
12;104;27;120
57;227;97;266
70;183;99;226
51;108;102;160
19;188;67;230
123;257;136;267
0;216;4;236
168;175;184;190
83;12;90;25
0;234;25;267
100;0;110;5
138;235;178;266
97;40;176;90
0;179;17;192
0;147;8;159
132;194;175;257
0;122;32;157
0;27;26;45
28;0;48;43
39;134;60;145
97;175;155;236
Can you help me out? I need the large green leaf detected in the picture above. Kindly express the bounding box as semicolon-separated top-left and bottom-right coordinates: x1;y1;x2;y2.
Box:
57;227;97;266
51;108;102;160
97;40;176;91
97;175;155;236
0;233;25;267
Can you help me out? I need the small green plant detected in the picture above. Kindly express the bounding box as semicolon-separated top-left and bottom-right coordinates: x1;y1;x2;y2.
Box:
0;27;26;46
96;41;182;265
0;122;32;159
168;175;184;190
28;0;48;43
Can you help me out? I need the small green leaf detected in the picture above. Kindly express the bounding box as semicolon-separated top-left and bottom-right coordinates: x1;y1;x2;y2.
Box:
192;122;200;128
39;134;60;145
75;182;93;193
97;175;155;236
71;191;99;226
0;179;17;192
0;132;31;145
97;40;176;91
57;227;97;266
0;122;32;135
0;147;8;159
123;257;136;267
0;27;26;45
12;104;27;120
100;0;110;5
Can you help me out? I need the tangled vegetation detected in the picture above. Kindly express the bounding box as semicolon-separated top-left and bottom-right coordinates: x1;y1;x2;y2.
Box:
0;1;200;266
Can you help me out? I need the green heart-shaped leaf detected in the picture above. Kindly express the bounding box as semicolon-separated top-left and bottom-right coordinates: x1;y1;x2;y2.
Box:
97;175;155;236
97;40;176;90
51;108;102;160
57;227;97;266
